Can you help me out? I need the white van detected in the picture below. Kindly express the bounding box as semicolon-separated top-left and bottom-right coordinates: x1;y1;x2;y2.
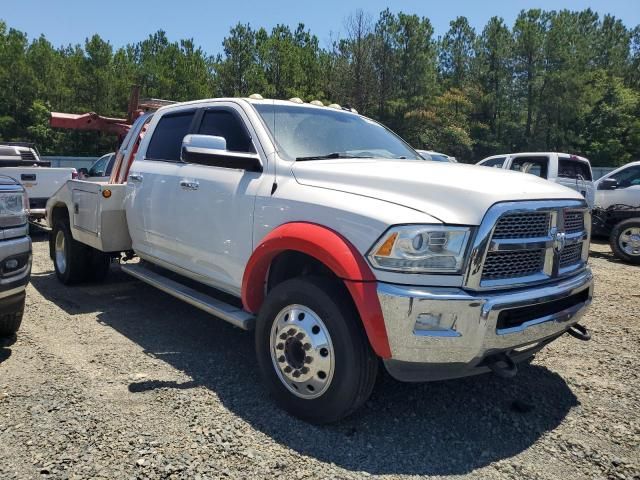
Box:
477;152;595;208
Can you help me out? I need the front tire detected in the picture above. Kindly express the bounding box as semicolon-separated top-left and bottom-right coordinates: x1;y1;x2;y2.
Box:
610;219;640;264
0;293;25;336
255;276;378;424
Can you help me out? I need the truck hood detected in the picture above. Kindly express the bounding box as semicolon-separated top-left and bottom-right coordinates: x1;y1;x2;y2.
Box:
292;159;583;225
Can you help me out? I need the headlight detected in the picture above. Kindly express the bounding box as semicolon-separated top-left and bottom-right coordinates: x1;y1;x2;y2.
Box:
0;191;28;228
368;225;471;273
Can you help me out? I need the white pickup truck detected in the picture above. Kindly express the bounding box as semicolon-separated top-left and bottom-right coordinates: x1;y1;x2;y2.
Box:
46;98;594;423
0;143;77;220
477;152;595;209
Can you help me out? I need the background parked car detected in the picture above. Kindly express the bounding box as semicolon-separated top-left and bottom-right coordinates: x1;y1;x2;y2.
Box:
0;175;31;336
477;152;595;208
592;161;640;264
78;152;115;182
416;150;457;162
0;142;77;221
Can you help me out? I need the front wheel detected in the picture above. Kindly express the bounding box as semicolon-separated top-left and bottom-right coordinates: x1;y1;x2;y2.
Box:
0;292;25;336
610;219;640;264
255;276;378;424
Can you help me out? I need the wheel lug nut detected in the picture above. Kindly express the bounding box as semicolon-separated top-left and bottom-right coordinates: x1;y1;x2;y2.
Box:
303;343;311;351
287;328;296;336
276;343;284;350
278;355;285;363
292;370;301;378
300;367;309;374
284;366;292;373
304;356;313;364
295;332;305;340
279;333;287;340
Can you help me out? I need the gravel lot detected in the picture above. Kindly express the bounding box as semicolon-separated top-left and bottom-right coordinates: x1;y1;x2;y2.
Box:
0;232;638;480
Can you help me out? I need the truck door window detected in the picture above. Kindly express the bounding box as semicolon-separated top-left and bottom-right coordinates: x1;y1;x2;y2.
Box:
608;166;640;188
480;157;506;168
146;111;196;161
198;110;255;153
105;154;115;176
88;155;110;176
510;157;548;179
558;158;592;181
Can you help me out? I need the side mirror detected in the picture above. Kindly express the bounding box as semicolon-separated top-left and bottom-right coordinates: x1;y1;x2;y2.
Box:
183;133;227;152
78;167;89;177
598;178;618;190
181;134;262;172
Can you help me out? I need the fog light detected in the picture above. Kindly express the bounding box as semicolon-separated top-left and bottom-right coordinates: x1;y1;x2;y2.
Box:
414;313;460;336
4;259;18;270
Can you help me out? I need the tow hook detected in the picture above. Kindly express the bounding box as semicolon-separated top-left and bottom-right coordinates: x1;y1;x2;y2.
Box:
486;352;518;379
567;323;591;341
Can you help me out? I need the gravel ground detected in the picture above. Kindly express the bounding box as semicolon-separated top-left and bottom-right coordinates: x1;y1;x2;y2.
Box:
0;232;638;480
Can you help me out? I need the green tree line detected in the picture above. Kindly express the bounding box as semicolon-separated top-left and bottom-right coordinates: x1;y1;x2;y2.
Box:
1;8;639;165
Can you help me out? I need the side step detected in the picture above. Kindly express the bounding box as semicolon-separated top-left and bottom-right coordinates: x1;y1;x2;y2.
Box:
121;263;255;330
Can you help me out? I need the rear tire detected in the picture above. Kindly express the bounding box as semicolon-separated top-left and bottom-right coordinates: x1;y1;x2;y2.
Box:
610;219;640;264
51;218;89;284
255;276;378;424
0;293;25;336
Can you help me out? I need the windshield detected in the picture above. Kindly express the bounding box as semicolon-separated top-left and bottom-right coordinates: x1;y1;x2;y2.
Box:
253;103;421;161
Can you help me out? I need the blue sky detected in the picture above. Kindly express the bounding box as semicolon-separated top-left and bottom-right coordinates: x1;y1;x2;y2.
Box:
2;0;639;52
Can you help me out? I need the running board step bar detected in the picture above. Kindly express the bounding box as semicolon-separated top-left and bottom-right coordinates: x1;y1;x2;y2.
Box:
121;263;255;330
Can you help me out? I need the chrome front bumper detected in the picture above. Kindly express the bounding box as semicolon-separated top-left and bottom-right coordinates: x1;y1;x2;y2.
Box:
377;268;593;381
0;235;32;299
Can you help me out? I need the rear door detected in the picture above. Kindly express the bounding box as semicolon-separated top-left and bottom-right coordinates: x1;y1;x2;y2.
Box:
556;156;595;207
126;109;197;265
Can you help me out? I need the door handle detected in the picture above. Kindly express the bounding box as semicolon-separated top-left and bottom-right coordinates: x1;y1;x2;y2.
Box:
180;180;199;191
129;173;143;183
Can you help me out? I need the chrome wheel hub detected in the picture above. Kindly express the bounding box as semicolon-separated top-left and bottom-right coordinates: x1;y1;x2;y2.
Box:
619;227;640;256
54;230;67;273
270;304;334;399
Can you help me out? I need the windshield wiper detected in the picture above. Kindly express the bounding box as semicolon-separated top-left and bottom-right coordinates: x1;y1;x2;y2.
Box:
296;152;373;161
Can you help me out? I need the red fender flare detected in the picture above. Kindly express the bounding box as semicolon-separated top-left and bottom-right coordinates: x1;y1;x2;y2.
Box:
242;222;391;358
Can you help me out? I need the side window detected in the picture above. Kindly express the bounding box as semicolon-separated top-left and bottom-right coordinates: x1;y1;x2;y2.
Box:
479;157;506;168
610;166;640;188
89;155;109;176
510;157;549;178
146;111;196;161
198;110;255;153
105;154;116;176
558;159;593;181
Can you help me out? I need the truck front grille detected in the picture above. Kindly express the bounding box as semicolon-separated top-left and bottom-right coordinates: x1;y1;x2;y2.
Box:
560;242;583;268
564;210;584;234
466;201;590;290
492;212;550;239
482;249;546;280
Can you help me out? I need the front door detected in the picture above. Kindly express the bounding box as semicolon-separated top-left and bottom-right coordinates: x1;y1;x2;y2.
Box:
597;165;640;209
171;105;264;296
